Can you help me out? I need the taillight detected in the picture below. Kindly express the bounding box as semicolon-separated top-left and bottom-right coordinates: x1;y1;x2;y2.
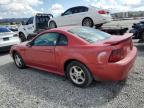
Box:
98;10;107;14
13;34;18;37
109;48;124;62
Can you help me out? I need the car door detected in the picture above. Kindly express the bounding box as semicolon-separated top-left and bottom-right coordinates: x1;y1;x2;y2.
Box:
25;17;35;34
71;6;89;25
54;33;68;73
25;32;59;72
56;8;73;26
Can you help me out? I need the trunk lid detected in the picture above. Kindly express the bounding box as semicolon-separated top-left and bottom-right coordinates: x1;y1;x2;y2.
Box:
104;34;132;46
104;33;133;57
0;32;14;39
0;32;15;42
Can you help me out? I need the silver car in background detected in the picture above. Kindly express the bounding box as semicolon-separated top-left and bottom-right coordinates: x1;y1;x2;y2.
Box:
0;27;20;52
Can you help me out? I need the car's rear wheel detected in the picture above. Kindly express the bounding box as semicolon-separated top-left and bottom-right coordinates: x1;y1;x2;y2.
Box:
19;33;26;42
13;52;26;69
138;31;144;43
66;61;93;87
49;21;57;29
141;31;144;41
95;24;103;28
82;18;93;27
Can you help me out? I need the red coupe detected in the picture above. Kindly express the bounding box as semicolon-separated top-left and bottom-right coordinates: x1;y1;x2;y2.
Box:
10;26;137;87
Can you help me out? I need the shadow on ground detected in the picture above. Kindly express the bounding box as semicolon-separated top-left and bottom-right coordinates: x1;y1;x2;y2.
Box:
0;62;126;108
134;42;144;57
0;51;9;56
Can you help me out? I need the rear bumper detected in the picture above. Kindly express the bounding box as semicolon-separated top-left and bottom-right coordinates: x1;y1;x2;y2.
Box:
93;15;112;25
89;47;137;81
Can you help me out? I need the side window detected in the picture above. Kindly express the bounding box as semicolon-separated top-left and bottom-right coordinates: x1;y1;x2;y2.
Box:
57;34;68;46
33;33;59;46
79;7;88;12
72;7;80;14
63;9;72;16
26;17;33;25
71;7;88;14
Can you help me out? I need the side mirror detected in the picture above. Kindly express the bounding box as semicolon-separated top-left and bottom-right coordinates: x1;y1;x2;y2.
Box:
26;41;33;47
61;13;64;16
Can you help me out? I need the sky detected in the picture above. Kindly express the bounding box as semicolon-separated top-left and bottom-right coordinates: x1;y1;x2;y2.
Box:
0;0;144;19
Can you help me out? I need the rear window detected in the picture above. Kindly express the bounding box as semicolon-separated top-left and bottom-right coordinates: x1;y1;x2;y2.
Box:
68;27;111;43
36;16;50;23
0;28;11;33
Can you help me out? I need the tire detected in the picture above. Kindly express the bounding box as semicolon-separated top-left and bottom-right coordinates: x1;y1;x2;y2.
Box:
95;24;103;28
82;18;93;27
141;32;144;40
13;52;26;69
19;33;27;42
49;21;57;29
138;32;144;43
66;61;93;87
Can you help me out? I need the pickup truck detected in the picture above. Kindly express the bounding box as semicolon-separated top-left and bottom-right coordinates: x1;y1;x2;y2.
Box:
18;13;53;42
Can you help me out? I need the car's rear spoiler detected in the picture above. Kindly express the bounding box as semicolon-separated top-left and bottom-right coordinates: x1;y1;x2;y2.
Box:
105;33;133;45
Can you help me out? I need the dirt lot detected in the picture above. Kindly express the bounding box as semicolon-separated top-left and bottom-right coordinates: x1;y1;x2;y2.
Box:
0;20;144;108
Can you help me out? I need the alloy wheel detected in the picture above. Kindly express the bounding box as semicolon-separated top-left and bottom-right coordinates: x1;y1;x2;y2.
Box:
69;66;86;85
83;18;93;27
14;54;23;67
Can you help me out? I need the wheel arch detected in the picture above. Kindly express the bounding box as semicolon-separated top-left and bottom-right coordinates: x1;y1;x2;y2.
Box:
19;31;24;36
48;20;57;27
12;50;17;58
11;50;20;59
19;31;27;38
82;17;94;26
63;59;93;78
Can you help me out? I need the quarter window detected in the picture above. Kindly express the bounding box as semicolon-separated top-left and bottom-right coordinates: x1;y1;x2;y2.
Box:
57;34;68;46
79;7;88;12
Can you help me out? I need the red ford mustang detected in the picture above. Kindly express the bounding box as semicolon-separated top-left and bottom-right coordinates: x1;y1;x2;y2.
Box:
10;26;137;87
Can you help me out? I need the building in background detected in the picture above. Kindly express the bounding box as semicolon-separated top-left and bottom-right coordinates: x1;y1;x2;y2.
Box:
111;11;144;19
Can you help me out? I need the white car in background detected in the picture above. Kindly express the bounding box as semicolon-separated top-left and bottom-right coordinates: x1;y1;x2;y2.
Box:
0;27;20;52
48;6;112;28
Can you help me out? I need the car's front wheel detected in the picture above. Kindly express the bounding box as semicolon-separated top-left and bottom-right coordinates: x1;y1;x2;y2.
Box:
19;33;27;42
13;52;26;69
66;61;93;87
49;21;57;29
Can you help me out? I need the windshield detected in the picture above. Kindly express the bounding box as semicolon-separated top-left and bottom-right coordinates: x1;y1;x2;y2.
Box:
0;28;11;33
68;27;111;43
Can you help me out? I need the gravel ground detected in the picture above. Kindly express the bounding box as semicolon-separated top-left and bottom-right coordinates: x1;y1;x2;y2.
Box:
0;19;144;108
103;19;143;28
0;41;144;108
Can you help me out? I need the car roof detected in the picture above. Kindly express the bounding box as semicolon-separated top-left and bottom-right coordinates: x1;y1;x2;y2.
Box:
47;26;79;32
66;6;88;9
